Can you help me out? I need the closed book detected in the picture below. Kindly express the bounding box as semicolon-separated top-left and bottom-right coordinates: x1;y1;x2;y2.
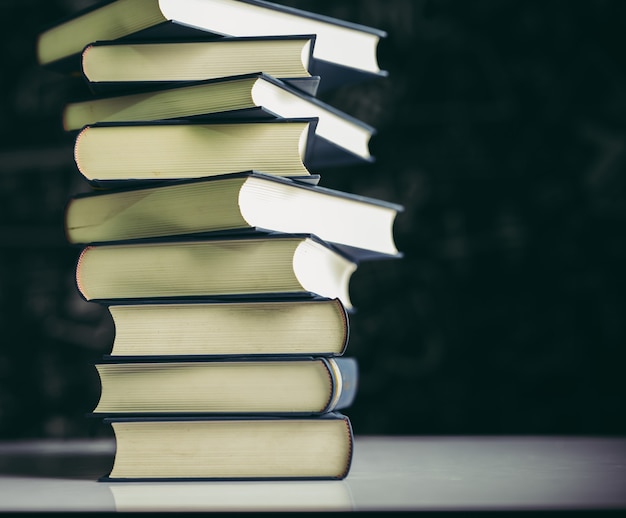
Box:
92;356;358;415
37;0;387;92
81;35;320;95
65;171;403;259
106;298;349;358
102;413;354;480
75;234;358;309
72;120;317;184
62;72;376;168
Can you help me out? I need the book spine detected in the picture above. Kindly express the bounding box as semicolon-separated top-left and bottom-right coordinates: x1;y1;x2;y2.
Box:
324;357;358;412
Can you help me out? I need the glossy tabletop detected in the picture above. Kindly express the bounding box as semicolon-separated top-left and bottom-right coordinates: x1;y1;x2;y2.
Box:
0;435;625;512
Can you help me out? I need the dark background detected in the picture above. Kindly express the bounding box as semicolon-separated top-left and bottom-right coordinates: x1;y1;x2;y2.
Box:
0;0;624;439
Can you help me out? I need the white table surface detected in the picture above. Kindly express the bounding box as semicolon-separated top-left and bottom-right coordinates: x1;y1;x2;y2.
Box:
0;435;625;512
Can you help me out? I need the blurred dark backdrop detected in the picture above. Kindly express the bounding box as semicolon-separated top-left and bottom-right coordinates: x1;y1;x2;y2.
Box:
0;0;625;438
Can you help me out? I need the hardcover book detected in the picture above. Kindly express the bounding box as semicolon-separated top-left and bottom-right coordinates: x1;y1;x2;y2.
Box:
72;120;317;183
102;413;354;480
105;298;350;358
65;171;403;259
75;234;358;309
92;356;358;415
81;35;321;96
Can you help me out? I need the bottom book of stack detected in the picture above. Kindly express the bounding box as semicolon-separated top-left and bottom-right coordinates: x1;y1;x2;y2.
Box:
102;414;354;481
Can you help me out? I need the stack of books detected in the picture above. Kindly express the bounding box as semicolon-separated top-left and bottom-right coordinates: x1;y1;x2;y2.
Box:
38;0;402;481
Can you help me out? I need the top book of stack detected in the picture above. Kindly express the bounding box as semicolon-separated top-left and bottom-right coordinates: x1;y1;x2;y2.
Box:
36;0;388;93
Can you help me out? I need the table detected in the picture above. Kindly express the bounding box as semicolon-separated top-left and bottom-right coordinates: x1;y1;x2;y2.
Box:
0;436;625;512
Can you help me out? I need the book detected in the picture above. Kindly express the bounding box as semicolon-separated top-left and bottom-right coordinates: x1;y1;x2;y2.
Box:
81;35;321;95
64;171;403;259
92;356;358;415
75;234;358;309
62;72;376;168
72;120;317;184
37;0;388;92
102;413;354;480
105;298;349;358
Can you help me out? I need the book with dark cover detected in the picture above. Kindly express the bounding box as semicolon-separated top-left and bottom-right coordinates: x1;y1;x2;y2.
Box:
103;297;350;358
92;356;358;415
65;171;403;259
101;412;354;481
81;35;322;97
74;234;359;309
71;119;319;185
